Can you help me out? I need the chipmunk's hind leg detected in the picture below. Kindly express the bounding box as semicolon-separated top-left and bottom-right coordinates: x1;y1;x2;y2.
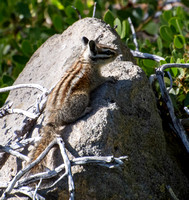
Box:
60;92;90;124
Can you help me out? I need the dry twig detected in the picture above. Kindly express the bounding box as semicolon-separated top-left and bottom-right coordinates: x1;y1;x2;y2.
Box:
57;137;75;200
127;17;189;153
0;145;29;162
1;139;57;200
128;17;139;51
0;140;127;199
156;64;189;153
92;2;97;18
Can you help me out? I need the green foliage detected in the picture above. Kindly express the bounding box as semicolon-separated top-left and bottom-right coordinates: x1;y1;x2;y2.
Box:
1;0;189;118
104;3;189;118
103;10;115;27
0;0;94;106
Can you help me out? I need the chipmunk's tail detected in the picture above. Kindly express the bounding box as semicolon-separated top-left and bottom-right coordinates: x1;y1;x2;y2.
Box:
28;124;57;174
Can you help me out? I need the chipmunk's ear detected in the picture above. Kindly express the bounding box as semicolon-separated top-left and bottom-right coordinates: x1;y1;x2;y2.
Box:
82;36;89;45
89;40;97;56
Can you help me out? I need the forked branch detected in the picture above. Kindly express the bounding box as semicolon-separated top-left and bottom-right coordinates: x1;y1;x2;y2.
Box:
128;17;189;153
156;64;189;153
0;136;127;200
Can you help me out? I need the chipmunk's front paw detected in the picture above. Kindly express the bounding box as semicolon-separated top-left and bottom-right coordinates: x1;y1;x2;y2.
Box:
80;106;92;118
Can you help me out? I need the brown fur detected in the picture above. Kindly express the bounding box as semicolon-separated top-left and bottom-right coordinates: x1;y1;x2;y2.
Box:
28;38;117;173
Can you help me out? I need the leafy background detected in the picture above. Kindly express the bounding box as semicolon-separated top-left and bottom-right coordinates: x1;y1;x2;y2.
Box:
0;0;189;119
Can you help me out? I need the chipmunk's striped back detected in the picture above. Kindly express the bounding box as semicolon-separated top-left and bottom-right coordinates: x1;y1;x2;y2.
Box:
46;36;117;125
29;37;117;173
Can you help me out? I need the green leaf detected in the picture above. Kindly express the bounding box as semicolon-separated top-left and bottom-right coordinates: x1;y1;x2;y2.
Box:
121;20;126;39
21;40;33;56
75;0;84;14
121;20;129;39
16;2;31;19
143;59;156;68
140;59;156;76
10;39;22;53
132;7;143;19
172;49;178;59
177;68;185;77
160;60;167;65
50;0;64;10
163;10;172;22
143;21;158;35
103;10;115;27
164;77;170;86
170;68;178;77
3;45;11;55
175;6;185;20
177;93;186;102
12;63;24;78
114;18;121;36
2;75;14;85
65;17;76;25
12;55;28;65
170;56;175;63
157;37;163;51
29;28;41;41
174;35;185;49
169;17;183;34
0;92;9;107
52;14;63;32
65;5;75;17
184;92;189;106
176;58;185;63
159;25;173;42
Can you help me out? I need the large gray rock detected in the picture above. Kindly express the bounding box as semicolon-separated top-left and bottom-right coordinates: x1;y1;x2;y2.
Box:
0;17;189;199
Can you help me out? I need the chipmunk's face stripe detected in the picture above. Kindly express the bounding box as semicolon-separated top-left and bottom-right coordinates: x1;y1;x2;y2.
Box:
88;39;117;61
90;48;117;61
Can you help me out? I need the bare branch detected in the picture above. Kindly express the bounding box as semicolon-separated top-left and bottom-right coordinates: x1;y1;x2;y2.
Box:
19;156;127;188
0;154;127;200
127;16;165;63
0;105;39;119
184;107;189;115
1;139;57;200
0;83;49;121
167;71;173;92
48;171;67;189
92;2;97;18
57;137;75;200
0;145;29;162
0;156;127;188
13;186;45;200
15;163;66;188
130;50;165;62
156;64;189;153
159;63;189;71
128;17;139;51
0;84;48;94
0;102;13;117
33;178;43;200
72;155;128;168
166;185;179;200
9;137;41;150
71;6;81;20
149;74;157;86
34;91;49;114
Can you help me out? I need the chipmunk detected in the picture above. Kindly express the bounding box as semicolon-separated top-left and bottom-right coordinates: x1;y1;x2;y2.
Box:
29;36;118;173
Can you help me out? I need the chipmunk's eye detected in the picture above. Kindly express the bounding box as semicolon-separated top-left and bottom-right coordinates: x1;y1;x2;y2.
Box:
106;50;112;55
105;50;115;55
